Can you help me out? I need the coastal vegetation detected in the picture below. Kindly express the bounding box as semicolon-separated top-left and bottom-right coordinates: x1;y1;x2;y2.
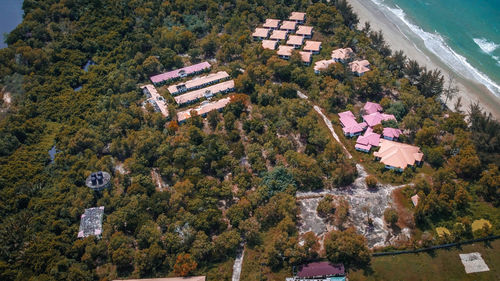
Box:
0;0;498;280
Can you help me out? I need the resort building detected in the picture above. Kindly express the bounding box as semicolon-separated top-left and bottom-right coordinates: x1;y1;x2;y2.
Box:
355;127;381;153
280;20;298;32
382;127;403;140
252;27;270;40
174;80;234;105
339;110;367;137
314;59;336;74
349;59;370;76
262;39;278;50
331;47;353;63
113;277;206;281
141;84;169;117
150;62;211;85
270;29;288;41
287;35;304;48
167;71;229;95
286;262;346;281
362;112;397;127
300;51;312;65
263;19;280;30
177;97;231;123
277;45;294;60
303;40;322;54
289;12;306;24
374;139;424;171
78;206;104;238
296;25;313;38
363;101;382;115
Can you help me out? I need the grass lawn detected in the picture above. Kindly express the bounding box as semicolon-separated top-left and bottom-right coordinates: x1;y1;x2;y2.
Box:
349;239;500;281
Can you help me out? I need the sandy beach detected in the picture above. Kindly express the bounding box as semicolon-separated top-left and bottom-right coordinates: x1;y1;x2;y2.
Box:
348;0;500;120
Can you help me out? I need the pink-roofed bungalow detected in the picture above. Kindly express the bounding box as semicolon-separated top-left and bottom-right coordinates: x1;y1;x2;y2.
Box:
286;35;304;48
355;127;380;153
150;62;211;85
289;12;306;24
263;19;280;30
363;112;397;127
339;110;367;137
363;102;383;115
277;45;294;60
383;127;403;141
374;139;424;171
303;40;322;54
252;28;270;40
280;20;297;32
262;40;278;50
349;60;370;76
314;59;335;74
270;29;288;41
296;25;313;38
331;48;353;63
299;51;312;65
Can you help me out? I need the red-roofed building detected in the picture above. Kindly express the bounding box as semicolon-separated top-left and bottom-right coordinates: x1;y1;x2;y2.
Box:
263;19;280;30
262;39;278;50
287;35;304;48
355;127;381;152
150;62;211;85
296;25;313;38
277;45;294;60
374;139;424;171
331;47;353;63
252;28;270;40
349;59;370;76
280;20;298;32
383;127;403;140
363;112;397;127
339;110;367;137
314;59;336;74
289;12;306;24
304;40;322;54
363;101;383;115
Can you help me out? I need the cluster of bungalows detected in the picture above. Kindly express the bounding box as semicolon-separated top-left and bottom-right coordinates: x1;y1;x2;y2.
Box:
140;84;169;117
339;102;423;171
314;47;371;76
177;97;231;123
252;12;321;66
286;262;346;281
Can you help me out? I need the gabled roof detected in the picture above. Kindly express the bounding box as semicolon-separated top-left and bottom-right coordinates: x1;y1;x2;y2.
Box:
174;80;234;105
363;101;382;114
339;110;367;135
356;127;380;147
297;262;345;278
349;59;370;74
262;39;278;50
383;127;402;139
289;12;306;22
374;139;424;169
252;27;270;38
277;45;294;57
280;20;297;31
177;97;231;122
314;59;336;72
299;51;312;63
167;71;229;95
150;62;210;84
286;35;304;46
331;47;353;60
263;19;280;29
270;29;288;40
303;40;322;52
296;25;313;36
363;112;396;127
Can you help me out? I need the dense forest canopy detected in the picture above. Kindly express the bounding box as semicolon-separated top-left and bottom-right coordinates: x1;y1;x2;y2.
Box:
0;0;499;280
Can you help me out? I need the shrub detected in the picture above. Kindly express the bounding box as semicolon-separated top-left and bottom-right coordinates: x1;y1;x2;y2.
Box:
365;175;378;188
384;208;399;226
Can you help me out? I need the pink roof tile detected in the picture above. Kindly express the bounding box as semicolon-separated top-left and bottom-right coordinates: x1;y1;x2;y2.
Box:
287;35;304;46
150;62;210;84
280;20;297;31
349;59;370;74
252;28;270;38
363;101;382;114
303;40;322;52
363;112;396;127
270;29;288;40
174;80;234;105
383;127;402;139
339;111;367;135
263;19;280;29
296;25;313;36
299;51;312;63
262;40;278;50
374;139;424;169
289;12;306;22
277;45;294;57
331;47;353;61
356;127;381;146
177;97;231;122
314;59;336;72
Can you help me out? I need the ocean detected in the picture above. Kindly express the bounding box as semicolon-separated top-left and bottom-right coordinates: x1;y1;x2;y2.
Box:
0;0;24;48
368;0;500;98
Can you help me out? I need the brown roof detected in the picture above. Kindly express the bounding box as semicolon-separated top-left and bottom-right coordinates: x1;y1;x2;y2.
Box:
263;19;280;29
299;51;312;63
331;47;353;60
262;40;278;50
286;35;304;46
289;12;306;22
280;20;297;31
113;277;206;281
252;28;270;38
374;139;424;169
349;59;370;74
303;40;322;52
296;25;313;36
277;45;294;57
270;29;288;40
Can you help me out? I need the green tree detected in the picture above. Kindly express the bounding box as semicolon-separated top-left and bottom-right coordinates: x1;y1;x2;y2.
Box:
324;228;370;268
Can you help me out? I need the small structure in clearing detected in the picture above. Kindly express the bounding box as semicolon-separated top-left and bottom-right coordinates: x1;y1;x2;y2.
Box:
78;206;104;238
459;252;490;274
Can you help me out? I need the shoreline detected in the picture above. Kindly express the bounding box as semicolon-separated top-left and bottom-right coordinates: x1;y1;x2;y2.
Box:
348;0;500;120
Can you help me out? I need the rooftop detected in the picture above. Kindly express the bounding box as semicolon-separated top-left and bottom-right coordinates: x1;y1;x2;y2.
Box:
289;12;306;22
263;19;280;29
280;20;297;31
167;71;229;95
303;40;322;52
252;27;270;38
296;25;313;36
363;101;382;115
78;206;104;238
277;45;294;57
349;59;370;74
339;110;367;135
287;35;304;46
113;277;206;281
262;40;278;50
177;97;231;122
363;112;396;127
331;47;353;61
297;262;345;278
174;80;234;105
374;139;424;169
355;127;381;151
150;62;210;84
383;127;402;139
314;59;335;72
299;51;312;63
270;29;288;40
141;84;169;117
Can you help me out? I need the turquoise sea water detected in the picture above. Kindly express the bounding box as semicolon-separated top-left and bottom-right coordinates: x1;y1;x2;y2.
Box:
369;0;500;97
0;0;23;48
